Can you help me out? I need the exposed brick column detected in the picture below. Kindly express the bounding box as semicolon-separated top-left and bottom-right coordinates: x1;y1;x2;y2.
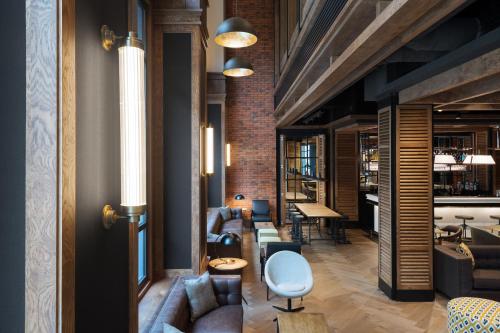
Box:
225;0;276;219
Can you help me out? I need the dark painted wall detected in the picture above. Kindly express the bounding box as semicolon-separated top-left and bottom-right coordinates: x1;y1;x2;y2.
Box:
75;0;130;331
164;33;192;269
0;1;25;332
208;104;222;207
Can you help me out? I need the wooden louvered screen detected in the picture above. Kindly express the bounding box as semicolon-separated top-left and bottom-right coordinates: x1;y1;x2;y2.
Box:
496;151;500;192
378;108;392;288
317;135;327;205
335;132;359;220
395;105;433;291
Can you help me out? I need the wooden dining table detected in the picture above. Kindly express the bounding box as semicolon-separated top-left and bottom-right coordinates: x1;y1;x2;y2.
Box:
294;203;342;244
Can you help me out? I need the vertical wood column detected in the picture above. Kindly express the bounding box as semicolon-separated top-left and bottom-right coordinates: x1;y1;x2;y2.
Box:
334;132;359;220
378;104;434;301
378;107;392;293
395;105;433;294
151;0;208;276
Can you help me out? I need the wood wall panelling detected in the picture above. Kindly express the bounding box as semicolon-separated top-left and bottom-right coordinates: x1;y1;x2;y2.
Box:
26;0;59;331
395;105;433;291
62;0;76;330
378;108;392;289
334;132;359;220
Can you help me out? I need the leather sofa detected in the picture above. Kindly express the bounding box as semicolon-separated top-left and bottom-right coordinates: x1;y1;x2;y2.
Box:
149;275;243;333
207;208;243;259
435;243;500;301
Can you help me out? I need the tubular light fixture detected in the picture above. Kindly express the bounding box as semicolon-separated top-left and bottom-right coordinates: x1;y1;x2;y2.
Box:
433;163;450;172
206;125;215;175
223;56;254;77
226;143;231;167
100;25;147;229
215;17;257;48
434;154;456;164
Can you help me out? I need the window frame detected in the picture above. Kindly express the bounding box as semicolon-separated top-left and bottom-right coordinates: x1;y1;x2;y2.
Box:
137;0;153;301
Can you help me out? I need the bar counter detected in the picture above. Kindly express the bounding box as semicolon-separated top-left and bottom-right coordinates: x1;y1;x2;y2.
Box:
365;194;500;237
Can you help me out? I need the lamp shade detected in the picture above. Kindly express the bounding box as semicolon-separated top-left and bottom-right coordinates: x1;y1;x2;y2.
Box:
206;125;215;175
118;33;146;208
223;57;254;77
434;154;456;164
234;194;245;200
463;154;495;165
214;17;257;48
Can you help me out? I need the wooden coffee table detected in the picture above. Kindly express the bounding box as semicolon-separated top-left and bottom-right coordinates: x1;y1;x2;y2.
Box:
277;312;329;333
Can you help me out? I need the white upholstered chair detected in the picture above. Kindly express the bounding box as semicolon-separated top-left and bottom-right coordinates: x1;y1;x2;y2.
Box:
264;250;313;312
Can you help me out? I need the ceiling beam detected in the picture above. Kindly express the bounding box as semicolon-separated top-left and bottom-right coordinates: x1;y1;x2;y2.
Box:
436;103;500;111
275;0;467;127
399;48;500;104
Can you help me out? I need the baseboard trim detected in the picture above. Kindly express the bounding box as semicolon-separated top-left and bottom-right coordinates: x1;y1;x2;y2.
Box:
379;277;393;299
394;289;435;302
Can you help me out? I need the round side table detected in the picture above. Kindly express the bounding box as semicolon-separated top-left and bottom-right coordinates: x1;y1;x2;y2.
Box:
208;257;248;272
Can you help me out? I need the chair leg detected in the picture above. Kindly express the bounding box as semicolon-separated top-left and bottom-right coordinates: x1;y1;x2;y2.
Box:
267;286;269;301
272;298;304;312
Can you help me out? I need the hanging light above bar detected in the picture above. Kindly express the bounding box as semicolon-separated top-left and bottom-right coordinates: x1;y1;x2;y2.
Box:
463;154;496;165
434;154;456;164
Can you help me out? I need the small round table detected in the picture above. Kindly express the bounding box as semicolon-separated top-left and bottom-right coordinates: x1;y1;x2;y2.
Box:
208;258;248;272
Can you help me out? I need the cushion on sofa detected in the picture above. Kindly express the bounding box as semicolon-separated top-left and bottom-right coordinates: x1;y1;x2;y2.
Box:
470;245;500;269
231;208;242;219
456;242;475;268
220;207;232;221
207;209;223;235
184;272;219;321
473;269;500;289
190;305;243;333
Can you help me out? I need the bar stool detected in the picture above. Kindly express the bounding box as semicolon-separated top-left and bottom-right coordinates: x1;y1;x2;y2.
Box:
289;211;301;236
490;215;500;225
287;207;298;220
292;214;304;242
455;215;474;239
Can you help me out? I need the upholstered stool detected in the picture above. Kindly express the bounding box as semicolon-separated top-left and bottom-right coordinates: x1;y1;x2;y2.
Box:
455;215;474;239
447;297;500;333
258;236;281;249
491;215;500;225
258;228;278;241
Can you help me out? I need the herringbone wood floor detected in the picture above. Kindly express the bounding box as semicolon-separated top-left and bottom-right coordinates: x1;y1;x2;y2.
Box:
242;228;448;333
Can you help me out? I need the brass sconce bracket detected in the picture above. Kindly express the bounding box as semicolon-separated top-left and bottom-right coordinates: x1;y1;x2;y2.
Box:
102;204;145;229
101;25;117;51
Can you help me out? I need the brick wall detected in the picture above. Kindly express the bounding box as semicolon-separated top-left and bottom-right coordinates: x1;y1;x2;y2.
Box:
225;0;276;219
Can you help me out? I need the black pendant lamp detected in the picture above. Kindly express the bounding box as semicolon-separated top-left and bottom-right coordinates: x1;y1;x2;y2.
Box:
215;17;257;48
223;56;254;77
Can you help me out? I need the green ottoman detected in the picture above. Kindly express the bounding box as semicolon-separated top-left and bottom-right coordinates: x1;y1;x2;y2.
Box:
447;297;499;333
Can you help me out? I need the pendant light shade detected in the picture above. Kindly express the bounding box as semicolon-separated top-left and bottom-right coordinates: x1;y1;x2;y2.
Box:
463;154;495;165
223;56;254;77
434;154;456;164
215;17;257;48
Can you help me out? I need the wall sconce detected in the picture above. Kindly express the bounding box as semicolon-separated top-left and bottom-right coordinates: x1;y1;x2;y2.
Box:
226;143;231;167
206;124;214;175
100;25;147;228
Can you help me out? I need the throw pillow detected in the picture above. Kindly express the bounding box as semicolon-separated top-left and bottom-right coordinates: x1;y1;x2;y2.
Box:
456;242;475;268
220;207;232;221
184;272;219;321
163;323;184;333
